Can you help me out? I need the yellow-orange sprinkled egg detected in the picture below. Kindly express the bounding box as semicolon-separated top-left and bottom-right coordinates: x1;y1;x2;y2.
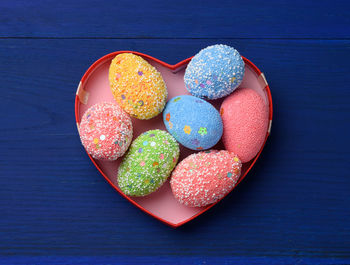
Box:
109;53;167;120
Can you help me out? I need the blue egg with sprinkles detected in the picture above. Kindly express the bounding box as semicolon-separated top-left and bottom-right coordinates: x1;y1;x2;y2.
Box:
184;44;245;99
163;95;223;150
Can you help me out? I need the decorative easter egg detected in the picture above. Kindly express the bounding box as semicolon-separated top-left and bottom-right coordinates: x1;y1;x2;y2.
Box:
220;87;269;163
184;44;245;99
109;53;167;120
118;130;180;196
171;150;242;207
79;102;133;160
163;95;223;150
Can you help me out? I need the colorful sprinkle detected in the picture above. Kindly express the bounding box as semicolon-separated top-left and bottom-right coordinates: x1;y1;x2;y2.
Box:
99;135;106;141
220;108;224;116
184;125;192;134
138;148;143;153
93;138;99;144
143;141;148;146
165;113;171;121
150;142;156;147
115;73;121;80
160;154;165;160
174;97;181;102
140;161;145;166
191;139;200;146
138;71;143;76
198;127;207;136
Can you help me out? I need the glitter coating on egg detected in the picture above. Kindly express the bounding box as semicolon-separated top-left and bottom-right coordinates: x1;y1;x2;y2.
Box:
118;130;180;196
184;44;245;99
79;102;133;160
171;150;242;207
220;87;269;163
109;53;167;120
163;95;223;150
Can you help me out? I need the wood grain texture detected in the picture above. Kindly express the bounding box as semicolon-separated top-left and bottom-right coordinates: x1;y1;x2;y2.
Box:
0;0;349;38
1;256;350;265
0;39;350;262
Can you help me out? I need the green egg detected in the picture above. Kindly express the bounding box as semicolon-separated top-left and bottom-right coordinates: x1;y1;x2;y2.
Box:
118;129;180;196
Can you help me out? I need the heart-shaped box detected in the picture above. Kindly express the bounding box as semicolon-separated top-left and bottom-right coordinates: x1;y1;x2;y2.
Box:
75;51;273;227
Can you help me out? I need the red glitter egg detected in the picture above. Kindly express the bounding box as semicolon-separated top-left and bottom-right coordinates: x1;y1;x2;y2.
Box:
220;87;269;163
79;102;133;160
170;150;242;207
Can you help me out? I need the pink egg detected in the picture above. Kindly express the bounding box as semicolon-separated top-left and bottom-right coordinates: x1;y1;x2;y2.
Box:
220;88;269;163
170;150;242;207
79;102;133;160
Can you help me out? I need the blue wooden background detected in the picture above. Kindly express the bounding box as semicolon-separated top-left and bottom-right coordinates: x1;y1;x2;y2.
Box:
1;0;350;264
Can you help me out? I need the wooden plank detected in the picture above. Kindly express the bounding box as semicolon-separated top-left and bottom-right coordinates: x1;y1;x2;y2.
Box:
0;0;349;38
1;256;350;264
0;39;349;257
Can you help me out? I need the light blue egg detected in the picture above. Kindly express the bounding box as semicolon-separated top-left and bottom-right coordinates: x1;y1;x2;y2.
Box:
163;95;223;150
184;44;245;99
